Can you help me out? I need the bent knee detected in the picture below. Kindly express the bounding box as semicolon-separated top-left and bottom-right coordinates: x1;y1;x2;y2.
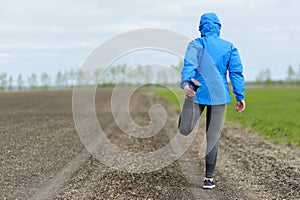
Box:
178;126;193;136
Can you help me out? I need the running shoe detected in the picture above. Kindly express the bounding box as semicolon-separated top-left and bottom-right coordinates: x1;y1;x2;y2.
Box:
203;177;215;189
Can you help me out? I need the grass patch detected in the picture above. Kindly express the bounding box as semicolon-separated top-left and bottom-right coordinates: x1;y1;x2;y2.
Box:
153;87;300;146
152;87;184;109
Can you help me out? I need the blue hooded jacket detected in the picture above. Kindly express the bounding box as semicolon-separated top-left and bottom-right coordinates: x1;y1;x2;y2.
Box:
181;13;245;105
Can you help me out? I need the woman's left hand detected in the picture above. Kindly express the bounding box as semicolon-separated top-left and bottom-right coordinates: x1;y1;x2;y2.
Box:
236;100;246;114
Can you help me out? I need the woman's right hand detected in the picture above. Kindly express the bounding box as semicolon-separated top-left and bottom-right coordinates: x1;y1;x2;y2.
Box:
184;85;195;98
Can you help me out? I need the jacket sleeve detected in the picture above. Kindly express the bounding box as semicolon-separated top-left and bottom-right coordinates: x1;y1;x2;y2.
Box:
180;41;199;89
228;46;245;101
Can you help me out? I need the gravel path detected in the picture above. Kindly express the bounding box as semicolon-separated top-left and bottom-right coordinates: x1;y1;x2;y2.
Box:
1;89;299;199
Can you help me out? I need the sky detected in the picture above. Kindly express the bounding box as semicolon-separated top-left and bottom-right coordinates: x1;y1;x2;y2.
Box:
0;0;300;83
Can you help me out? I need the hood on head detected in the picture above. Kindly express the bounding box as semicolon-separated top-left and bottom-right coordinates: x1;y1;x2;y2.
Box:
199;13;222;37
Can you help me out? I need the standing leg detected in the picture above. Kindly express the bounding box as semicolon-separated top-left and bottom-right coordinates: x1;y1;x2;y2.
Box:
178;97;204;136
205;104;225;178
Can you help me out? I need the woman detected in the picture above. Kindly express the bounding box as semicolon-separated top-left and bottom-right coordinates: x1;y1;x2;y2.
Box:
178;12;246;189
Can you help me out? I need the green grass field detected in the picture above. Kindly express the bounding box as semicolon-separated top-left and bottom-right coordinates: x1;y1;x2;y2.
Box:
153;87;300;146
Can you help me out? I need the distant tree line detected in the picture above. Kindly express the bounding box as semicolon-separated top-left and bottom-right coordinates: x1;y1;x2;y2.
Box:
1;62;299;91
0;61;183;91
0;69;77;91
255;65;300;86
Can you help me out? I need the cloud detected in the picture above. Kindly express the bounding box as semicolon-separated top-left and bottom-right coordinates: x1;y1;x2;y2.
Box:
0;53;13;64
0;42;94;52
0;0;300;81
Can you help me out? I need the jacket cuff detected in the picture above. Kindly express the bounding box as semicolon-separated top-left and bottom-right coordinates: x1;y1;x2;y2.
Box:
180;80;189;89
236;95;244;101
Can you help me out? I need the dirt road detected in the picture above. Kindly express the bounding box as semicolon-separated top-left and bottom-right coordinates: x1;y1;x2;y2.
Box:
0;89;299;199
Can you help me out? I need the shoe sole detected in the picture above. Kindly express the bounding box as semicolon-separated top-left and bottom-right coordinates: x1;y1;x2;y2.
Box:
203;185;215;189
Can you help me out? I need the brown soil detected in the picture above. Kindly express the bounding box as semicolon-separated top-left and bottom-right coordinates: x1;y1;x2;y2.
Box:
0;89;299;200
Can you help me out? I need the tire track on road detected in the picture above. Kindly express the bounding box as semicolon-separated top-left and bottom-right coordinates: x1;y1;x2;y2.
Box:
30;149;91;200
